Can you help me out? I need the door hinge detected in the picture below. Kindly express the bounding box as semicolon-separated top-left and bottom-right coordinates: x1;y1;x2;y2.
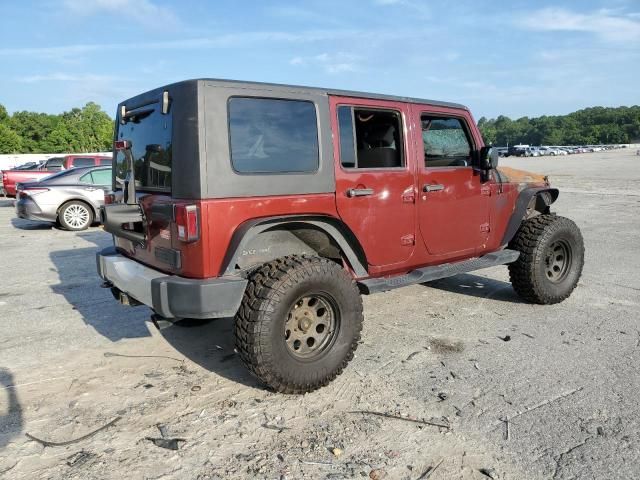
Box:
480;223;491;233
481;186;491;196
401;234;415;246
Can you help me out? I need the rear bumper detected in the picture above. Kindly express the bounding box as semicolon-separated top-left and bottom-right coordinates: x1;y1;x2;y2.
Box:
15;197;57;222
96;247;247;319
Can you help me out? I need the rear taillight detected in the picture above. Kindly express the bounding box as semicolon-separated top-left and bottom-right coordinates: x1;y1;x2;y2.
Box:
20;187;49;199
104;193;116;205
174;204;199;243
114;140;130;151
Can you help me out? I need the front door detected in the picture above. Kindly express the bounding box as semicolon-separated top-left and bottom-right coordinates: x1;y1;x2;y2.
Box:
412;105;489;259
330;96;416;268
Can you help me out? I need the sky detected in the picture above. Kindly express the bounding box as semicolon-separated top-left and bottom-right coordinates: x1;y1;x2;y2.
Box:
0;0;639;119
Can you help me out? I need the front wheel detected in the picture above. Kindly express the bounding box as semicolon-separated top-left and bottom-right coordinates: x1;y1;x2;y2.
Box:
508;215;584;304
234;255;363;394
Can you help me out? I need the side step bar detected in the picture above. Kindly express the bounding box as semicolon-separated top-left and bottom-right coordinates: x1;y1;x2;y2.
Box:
359;249;520;294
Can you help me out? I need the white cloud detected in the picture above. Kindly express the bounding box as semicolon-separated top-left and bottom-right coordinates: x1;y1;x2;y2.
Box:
62;0;179;28
0;29;409;62
373;0;430;19
19;73;117;83
289;52;361;74
517;8;640;43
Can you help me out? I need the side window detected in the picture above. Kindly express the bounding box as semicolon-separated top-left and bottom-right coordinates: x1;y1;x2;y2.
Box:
421;116;472;168
79;172;93;183
228;97;319;174
90;169;113;186
72;157;95;167
338;106;404;169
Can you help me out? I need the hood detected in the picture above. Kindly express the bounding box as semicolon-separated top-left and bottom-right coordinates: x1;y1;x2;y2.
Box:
497;166;548;186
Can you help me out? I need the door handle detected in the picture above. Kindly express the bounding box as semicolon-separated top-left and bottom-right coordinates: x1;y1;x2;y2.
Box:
347;188;374;197
423;184;445;193
85;187;97;191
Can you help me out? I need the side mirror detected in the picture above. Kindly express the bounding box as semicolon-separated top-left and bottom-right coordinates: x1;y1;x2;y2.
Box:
480;146;499;170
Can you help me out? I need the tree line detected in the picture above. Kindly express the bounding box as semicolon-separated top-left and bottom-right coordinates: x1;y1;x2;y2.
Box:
477;105;640;146
0;102;114;154
1;102;639;154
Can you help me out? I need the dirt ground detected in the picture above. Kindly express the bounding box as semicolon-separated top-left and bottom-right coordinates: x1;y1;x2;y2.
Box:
1;149;639;479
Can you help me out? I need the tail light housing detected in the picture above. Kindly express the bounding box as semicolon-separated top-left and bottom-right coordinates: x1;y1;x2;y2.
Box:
20;187;49;199
104;193;116;205
174;204;199;243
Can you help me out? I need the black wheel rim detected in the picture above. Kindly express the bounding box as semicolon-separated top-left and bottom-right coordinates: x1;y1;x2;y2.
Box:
284;294;338;360
544;239;572;283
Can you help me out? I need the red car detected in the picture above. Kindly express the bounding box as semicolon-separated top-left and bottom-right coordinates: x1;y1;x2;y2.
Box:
97;79;584;393
2;154;111;197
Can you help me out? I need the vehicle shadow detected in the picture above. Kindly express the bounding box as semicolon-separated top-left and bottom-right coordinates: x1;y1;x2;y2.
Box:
49;233;260;388
0;368;23;451
160;318;261;389
11;217;54;230
49;232;152;341
423;273;526;304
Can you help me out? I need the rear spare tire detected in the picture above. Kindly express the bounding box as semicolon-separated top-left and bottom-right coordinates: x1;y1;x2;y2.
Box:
235;255;363;394
508;214;584;304
59;201;94;231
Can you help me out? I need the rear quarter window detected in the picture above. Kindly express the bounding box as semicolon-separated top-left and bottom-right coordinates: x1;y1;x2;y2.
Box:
228;97;319;174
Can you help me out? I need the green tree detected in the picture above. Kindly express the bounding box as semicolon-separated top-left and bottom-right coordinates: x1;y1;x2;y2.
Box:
0;104;8;123
0;123;23;153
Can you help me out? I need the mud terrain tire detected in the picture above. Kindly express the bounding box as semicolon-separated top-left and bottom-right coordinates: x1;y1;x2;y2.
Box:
508;214;584;304
235;255;363;394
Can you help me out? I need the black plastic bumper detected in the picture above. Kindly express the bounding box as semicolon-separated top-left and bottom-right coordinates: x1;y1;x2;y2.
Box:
96;247;247;319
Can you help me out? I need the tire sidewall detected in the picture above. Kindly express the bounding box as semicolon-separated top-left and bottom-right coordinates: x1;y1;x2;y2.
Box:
59;202;93;231
533;219;584;299
261;265;361;386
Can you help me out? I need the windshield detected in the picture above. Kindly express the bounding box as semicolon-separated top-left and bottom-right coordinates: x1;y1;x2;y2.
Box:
115;105;172;192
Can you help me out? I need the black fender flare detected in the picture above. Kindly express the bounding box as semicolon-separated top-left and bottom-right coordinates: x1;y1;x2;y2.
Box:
501;187;559;246
221;215;369;278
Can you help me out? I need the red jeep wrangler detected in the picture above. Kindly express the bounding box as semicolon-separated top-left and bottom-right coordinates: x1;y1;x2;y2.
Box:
97;79;584;393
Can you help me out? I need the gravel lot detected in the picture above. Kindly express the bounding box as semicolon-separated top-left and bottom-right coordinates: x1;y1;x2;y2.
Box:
1;149;639;479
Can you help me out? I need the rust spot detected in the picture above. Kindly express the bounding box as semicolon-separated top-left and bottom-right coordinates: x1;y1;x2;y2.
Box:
497;166;547;185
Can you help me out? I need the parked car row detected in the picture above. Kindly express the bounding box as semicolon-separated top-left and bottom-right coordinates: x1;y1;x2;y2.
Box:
499;144;624;157
1;154;111;197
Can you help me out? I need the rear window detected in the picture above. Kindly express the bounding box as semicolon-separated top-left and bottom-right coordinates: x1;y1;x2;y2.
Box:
72;157;95;167
115;104;172;191
228;97;319;174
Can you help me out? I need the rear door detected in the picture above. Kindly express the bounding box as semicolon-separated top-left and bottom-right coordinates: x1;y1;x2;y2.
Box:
412;105;489;259
78;168;111;205
330;96;416;268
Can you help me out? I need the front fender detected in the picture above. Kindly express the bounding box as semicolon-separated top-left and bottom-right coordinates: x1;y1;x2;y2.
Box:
500;187;559;246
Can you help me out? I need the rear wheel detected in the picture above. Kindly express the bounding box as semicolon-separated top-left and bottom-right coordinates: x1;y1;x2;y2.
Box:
58;201;94;231
508;214;584;304
234;255;363;394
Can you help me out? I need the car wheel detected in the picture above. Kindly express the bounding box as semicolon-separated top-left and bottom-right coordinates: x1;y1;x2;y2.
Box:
58;201;94;231
235;255;363;393
508;215;584;304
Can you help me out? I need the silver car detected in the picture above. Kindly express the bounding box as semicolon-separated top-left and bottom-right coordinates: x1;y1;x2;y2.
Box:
15;166;113;230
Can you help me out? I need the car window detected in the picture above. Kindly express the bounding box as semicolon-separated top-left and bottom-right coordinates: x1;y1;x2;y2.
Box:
228;97;319;174
72;157;95;167
79;172;93;183
338;106;404;169
90;169;112;186
421;116;472;168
